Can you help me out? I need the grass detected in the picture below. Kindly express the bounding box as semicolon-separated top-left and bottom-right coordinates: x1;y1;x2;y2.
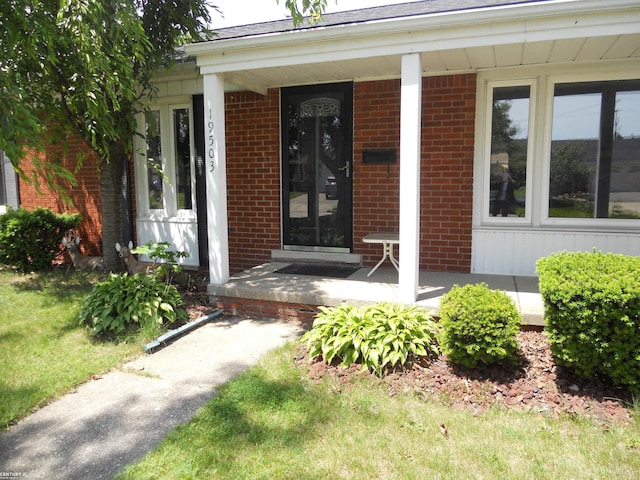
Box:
117;343;640;480
0;268;140;429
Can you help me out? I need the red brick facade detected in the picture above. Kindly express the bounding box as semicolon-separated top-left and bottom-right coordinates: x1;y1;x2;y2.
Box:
18;135;104;257
351;75;475;272
17;74;476;272
420;74;475;271
214;296;317;326
225;90;282;272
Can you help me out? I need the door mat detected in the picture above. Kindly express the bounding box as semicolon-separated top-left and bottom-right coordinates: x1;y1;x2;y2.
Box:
275;263;359;278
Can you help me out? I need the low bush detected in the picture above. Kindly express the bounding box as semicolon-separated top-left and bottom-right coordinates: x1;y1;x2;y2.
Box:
78;273;187;339
439;283;521;368
130;241;189;280
0;207;79;271
537;251;640;388
302;302;440;377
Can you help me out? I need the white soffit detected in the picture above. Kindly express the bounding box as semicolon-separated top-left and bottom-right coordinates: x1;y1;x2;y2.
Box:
185;0;640;93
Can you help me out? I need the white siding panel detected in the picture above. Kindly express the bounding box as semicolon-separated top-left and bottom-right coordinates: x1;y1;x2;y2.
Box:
472;229;640;276
136;218;199;267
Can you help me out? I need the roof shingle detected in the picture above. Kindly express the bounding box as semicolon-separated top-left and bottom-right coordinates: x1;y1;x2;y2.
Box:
209;0;552;41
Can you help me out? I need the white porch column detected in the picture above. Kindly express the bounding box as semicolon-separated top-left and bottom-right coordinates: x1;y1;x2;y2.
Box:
203;74;230;285
398;53;422;302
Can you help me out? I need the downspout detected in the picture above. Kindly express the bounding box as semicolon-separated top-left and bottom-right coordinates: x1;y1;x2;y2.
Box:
144;309;224;353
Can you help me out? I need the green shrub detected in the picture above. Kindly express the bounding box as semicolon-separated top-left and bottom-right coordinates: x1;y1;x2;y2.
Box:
439;283;521;368
78;273;187;338
537;251;640;388
302;302;440;377
0;207;80;271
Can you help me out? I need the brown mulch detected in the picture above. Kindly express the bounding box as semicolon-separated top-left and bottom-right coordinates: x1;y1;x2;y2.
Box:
176;272;635;426
296;331;636;426
173;271;216;321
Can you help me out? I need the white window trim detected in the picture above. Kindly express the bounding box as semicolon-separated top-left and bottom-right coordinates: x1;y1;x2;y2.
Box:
134;100;197;221
540;71;640;229
474;61;640;232
479;78;537;226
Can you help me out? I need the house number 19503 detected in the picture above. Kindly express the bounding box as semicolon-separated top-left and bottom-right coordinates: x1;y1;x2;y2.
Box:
207;109;215;173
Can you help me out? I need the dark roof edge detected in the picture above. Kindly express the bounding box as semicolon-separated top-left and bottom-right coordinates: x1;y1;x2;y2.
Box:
204;0;553;42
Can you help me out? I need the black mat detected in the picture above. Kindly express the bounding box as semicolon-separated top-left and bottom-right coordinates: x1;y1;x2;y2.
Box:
275;263;359;278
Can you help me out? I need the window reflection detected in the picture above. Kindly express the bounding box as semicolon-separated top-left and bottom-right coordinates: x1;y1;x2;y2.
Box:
145;110;163;210
549;81;640;219
174;108;192;210
489;86;529;217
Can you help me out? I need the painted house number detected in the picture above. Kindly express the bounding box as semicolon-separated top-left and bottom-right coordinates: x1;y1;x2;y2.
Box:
208;109;215;173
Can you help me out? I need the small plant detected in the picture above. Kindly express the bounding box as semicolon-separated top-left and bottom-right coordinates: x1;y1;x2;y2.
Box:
130;241;189;279
0;206;80;271
78;273;187;339
302;302;440;377
439;283;521;368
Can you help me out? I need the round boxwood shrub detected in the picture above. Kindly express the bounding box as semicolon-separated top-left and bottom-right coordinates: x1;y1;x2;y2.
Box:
537;251;640;388
439;283;521;368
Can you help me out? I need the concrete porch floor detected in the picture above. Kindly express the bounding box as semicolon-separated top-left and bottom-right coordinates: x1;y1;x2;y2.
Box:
209;263;545;326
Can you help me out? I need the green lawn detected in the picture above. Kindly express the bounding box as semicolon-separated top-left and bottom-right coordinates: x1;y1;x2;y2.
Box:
0;269;139;429
117;343;640;480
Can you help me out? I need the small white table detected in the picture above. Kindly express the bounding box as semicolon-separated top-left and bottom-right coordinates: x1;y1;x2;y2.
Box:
362;233;400;277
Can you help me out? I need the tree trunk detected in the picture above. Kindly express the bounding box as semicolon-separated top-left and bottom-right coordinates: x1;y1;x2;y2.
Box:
100;143;126;272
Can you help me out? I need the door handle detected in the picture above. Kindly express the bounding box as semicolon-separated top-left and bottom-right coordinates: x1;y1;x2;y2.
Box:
338;161;350;178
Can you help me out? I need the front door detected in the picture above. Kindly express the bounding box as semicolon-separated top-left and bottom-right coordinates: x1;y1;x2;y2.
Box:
282;83;353;251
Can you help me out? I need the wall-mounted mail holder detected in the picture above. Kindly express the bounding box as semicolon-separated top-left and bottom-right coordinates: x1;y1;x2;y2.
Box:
362;149;397;164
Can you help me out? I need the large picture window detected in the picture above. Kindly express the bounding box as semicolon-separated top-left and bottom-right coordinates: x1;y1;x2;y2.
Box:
486;83;532;220
549;80;640;219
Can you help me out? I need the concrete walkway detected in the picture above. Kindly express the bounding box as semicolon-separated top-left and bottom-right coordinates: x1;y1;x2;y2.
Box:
0;317;304;480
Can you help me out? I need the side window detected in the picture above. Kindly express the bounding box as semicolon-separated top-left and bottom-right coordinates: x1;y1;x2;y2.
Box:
0;150;19;212
0;151;6;207
549;81;640;220
486;84;532;220
140;104;195;216
145;110;164;210
173;107;193;210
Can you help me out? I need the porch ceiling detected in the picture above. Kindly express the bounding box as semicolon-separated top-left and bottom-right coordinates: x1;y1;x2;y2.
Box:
221;34;640;93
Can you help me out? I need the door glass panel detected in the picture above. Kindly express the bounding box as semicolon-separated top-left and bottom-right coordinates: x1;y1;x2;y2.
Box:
145;110;163;210
284;86;352;249
174;108;192;210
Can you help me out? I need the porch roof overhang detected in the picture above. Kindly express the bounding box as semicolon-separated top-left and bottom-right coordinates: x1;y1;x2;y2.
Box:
184;0;640;95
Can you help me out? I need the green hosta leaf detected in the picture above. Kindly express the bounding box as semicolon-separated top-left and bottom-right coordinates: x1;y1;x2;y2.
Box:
78;273;182;339
303;302;440;377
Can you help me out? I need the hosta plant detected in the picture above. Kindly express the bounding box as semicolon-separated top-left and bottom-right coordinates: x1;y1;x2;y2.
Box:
302;302;440;376
79;273;187;338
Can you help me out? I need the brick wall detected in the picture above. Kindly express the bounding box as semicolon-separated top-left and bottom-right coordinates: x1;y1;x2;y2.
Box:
353;80;402;266
213;296;316;326
18;132;137;259
353;74;475;272
18;134;104;257
225;90;282;273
